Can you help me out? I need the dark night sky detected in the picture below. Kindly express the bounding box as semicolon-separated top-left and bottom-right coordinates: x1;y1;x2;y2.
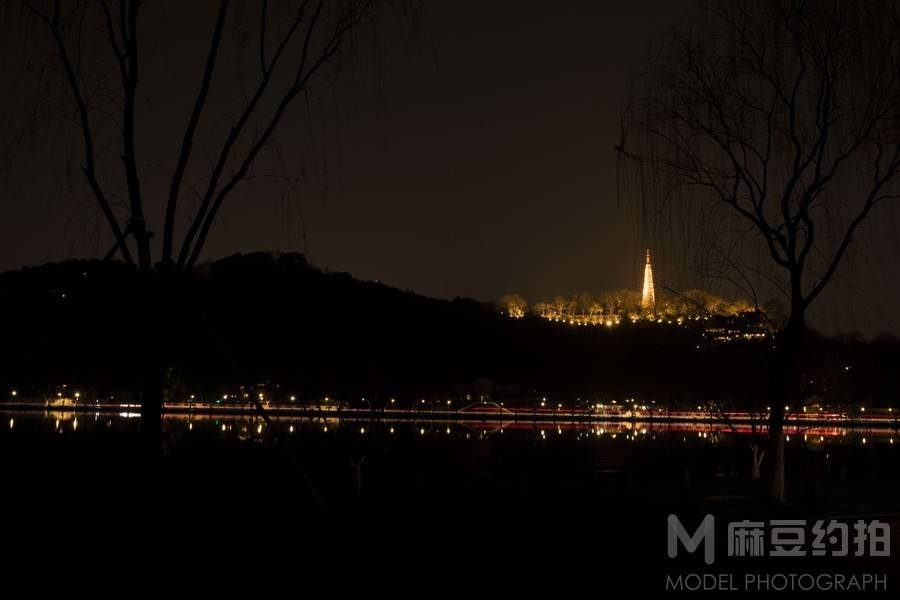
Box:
1;1;898;335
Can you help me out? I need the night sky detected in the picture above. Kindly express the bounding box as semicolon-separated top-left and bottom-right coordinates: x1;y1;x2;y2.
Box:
1;1;897;334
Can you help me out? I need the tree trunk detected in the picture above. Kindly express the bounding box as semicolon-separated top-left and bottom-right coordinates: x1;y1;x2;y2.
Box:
768;306;804;503
768;381;786;503
137;270;176;464
750;444;764;481
769;431;785;501
140;370;164;461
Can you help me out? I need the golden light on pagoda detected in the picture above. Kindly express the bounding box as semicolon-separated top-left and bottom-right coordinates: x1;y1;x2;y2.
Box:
641;247;655;312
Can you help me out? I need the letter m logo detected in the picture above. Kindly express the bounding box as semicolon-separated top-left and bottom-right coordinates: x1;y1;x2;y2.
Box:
667;514;715;565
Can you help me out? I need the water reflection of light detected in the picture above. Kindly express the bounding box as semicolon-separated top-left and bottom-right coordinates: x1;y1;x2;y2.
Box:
73;418;78;431
221;424;226;432
8;418;13;429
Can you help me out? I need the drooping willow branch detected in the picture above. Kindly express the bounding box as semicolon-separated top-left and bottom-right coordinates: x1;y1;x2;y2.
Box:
618;0;900;317
22;0;379;271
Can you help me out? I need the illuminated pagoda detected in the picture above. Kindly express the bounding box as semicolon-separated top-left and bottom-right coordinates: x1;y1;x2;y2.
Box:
641;248;655;312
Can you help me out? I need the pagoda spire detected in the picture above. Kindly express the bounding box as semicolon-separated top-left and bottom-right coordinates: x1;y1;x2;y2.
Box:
641;248;656;311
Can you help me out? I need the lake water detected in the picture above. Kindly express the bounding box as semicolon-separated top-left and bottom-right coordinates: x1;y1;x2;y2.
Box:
2;409;898;591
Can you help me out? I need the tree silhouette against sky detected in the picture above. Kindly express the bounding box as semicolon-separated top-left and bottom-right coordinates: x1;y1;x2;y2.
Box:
619;0;900;501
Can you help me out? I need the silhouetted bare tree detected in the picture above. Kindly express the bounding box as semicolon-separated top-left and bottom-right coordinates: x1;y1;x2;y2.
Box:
619;0;900;501
17;0;382;268
12;0;407;452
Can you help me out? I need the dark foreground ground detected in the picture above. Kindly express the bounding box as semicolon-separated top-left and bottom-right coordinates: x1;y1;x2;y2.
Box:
1;413;898;595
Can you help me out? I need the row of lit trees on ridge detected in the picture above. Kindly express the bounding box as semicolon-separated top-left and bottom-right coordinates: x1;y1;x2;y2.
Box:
498;289;757;325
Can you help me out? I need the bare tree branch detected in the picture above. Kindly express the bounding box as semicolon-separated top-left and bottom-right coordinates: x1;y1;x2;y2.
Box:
161;0;230;266
21;0;134;265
